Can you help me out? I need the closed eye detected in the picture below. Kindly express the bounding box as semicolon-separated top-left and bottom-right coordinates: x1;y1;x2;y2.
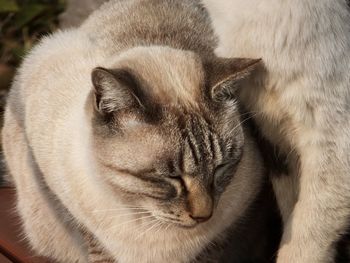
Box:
169;175;184;183
213;163;236;191
214;163;231;178
168;175;186;193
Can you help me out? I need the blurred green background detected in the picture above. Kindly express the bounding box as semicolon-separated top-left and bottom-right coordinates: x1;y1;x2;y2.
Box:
0;0;65;94
0;0;66;184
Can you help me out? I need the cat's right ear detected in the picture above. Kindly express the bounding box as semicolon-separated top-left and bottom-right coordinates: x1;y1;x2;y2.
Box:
205;57;262;102
91;67;144;115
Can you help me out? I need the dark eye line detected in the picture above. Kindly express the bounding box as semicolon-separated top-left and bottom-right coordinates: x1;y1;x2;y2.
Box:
169;174;181;179
215;160;233;169
214;161;237;177
168;174;187;194
166;159;176;174
215;163;229;170
169;173;184;182
217;145;244;169
100;161;157;178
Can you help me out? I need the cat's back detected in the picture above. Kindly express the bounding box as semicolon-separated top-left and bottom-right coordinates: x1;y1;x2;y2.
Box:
81;0;216;56
8;0;215;116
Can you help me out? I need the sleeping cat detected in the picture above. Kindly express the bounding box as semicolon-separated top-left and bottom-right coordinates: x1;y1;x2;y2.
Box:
202;0;350;262
2;0;273;262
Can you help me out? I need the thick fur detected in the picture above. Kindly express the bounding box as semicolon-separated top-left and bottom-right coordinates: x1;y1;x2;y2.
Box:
2;1;267;262
202;0;350;262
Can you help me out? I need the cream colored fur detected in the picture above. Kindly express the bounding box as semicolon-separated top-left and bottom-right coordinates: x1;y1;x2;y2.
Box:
2;1;265;262
202;0;350;262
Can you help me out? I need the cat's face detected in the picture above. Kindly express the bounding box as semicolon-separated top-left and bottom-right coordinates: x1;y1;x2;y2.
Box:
90;46;261;228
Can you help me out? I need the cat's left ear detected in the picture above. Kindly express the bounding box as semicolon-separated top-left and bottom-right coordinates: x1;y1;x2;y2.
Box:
205;57;262;102
91;67;145;114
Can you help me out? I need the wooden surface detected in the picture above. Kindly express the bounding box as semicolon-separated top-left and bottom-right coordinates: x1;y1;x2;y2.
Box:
0;187;50;263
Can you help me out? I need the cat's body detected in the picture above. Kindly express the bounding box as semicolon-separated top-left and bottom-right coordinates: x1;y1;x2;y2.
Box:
2;0;275;262
202;0;350;262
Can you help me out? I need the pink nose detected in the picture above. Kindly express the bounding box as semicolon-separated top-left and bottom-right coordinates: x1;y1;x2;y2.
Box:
190;213;212;223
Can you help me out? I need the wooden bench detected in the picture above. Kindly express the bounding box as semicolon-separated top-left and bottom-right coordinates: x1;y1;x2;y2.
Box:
0;186;50;263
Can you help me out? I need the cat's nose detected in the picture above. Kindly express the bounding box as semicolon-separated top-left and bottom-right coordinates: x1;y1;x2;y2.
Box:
189;213;212;223
183;176;214;224
187;188;213;224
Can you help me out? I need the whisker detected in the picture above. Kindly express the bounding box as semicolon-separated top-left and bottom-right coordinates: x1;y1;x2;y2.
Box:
232;113;257;132
133;219;157;239
239;110;258;117
202;234;216;248
286;145;297;161
93;207;145;213
106;211;150;218
136;217;158;230
108;215;155;230
134;218;159;239
136;220;162;240
164;222;172;232
153;221;165;237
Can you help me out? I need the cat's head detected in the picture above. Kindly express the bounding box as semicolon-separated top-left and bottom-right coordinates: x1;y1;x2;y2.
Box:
89;46;262;228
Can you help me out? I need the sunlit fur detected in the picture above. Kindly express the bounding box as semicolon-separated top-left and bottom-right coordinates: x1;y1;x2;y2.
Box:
2;0;265;262
202;0;350;262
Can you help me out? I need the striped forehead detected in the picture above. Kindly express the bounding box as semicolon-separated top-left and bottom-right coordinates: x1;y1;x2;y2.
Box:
175;115;224;176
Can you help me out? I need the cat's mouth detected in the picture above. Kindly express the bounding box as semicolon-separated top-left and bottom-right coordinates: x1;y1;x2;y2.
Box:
155;215;204;229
